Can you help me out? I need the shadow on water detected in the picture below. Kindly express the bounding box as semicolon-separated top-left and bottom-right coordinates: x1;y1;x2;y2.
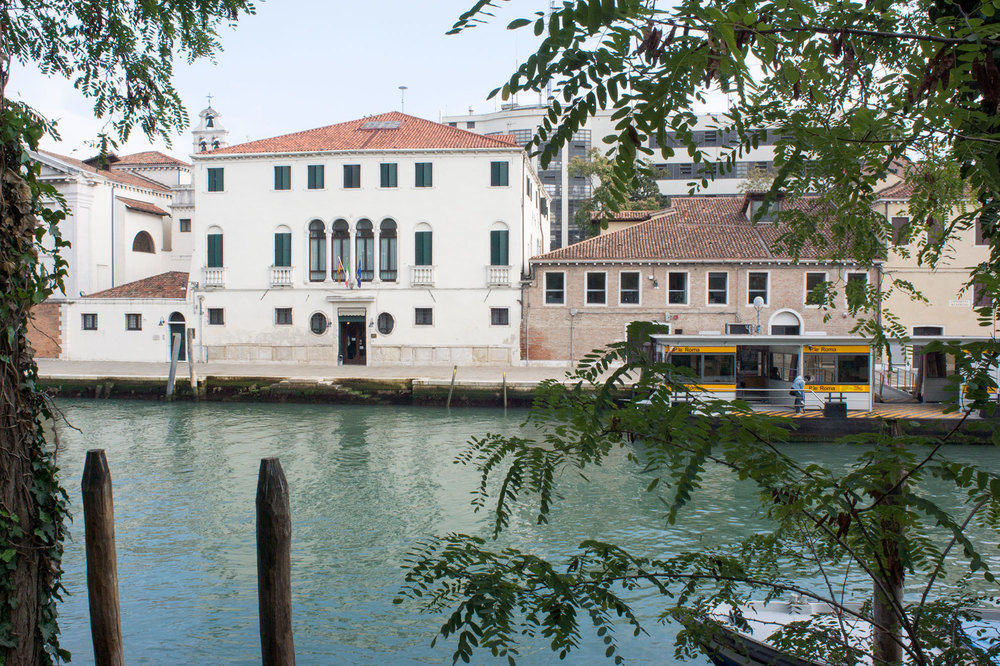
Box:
52;400;1000;664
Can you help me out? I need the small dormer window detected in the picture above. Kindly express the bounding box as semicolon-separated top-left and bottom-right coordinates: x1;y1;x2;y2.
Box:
199;140;207;152
206;114;214;128
212;139;220;149
749;198;779;223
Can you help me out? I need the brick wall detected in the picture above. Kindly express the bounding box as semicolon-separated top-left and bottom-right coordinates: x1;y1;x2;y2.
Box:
27;302;63;358
523;262;873;361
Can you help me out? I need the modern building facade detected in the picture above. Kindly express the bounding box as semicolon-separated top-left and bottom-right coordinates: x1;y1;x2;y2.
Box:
186;111;549;366
522;196;877;363
442;104;778;248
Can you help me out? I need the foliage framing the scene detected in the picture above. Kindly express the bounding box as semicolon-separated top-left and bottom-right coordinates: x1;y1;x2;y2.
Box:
397;0;1000;663
0;1;254;662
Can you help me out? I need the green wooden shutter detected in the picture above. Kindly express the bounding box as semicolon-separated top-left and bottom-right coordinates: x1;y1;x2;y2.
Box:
490;229;509;265
274;232;291;266
207;168;224;192
414;231;432;265
207;234;223;267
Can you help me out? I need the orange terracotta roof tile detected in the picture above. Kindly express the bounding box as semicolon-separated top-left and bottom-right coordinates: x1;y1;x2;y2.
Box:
535;196;841;262
116;196;169;216
87;271;188;299
115;150;190;167
39;149;171;193
207;112;521;155
875;180;914;200
591;210;660;222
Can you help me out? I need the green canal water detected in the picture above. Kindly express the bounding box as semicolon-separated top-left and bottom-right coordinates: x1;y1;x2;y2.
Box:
52;400;1000;664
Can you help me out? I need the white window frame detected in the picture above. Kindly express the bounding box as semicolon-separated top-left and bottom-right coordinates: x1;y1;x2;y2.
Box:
618;271;641;306
706;271;729;306
544;270;565;306
584;271;607;306
667;270;689;306
746;270;770;306
803;271;828;308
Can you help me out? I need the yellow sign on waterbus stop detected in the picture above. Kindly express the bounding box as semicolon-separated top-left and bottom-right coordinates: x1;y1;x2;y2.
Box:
803;345;871;354
669;346;737;354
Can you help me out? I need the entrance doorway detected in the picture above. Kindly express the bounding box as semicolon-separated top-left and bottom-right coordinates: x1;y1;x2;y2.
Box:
168;312;186;361
338;315;366;365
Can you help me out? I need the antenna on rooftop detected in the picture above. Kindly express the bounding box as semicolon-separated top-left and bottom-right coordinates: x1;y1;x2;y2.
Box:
399;86;408;113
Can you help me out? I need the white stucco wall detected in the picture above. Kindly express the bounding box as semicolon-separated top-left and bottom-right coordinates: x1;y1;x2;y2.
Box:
63;298;194;362
190;146;546;365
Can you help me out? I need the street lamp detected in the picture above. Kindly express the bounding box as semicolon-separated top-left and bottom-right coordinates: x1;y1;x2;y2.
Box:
753;296;765;334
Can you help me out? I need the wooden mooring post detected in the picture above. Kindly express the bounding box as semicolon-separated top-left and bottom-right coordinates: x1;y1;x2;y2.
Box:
446;364;457;409
166;332;181;400
502;371;508;411
256;458;295;665
81;449;124;666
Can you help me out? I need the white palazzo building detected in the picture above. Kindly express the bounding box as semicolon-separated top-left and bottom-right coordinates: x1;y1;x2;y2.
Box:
188;111;549;366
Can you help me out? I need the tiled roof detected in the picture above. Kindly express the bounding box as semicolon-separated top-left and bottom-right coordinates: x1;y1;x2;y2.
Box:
875;180;914;200
116;196;169;216
207;111;521;155
115;151;190;167
87;271;188;299
39;150;171;193
591;210;660;222
535;196;838;262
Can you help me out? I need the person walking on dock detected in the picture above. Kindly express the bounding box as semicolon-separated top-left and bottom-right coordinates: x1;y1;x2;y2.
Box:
792;374;809;414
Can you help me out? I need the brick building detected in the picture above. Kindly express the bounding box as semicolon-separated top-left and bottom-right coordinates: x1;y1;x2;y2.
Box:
522;195;879;363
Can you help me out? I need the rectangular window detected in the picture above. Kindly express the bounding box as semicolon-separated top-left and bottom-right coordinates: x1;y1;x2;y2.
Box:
466;121;476;129
846;272;869;308
586;272;606;305
526;178;532;198
890;216;909;244
208;308;224;325
179;218;191;232
307;165;325;190
667;272;688;304
974;283;992;308
274;308;292;325
748;272;769;305
490;229;509;266
415;307;433;326
490;307;510;326
343;164;360;188
490;161;509;186
679;163;693;176
415;162;432;187
207;167;224;192
707;272;728;305
82;313;97;330
545;271;565;304
619;271;640;305
414;230;432;266
274;232;291;267
274;165;291;190
207;233;223;268
805;271;828;305
380;163;398;188
125;313;141;331
702;130;718;145
976;218;988;246
726;323;753;334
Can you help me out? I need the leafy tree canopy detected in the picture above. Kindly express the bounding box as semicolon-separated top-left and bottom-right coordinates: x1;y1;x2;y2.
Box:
570;148;669;237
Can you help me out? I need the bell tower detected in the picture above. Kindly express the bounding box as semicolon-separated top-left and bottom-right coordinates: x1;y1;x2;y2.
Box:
192;96;228;154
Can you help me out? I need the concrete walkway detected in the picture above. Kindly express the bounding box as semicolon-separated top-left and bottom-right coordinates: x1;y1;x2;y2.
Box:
37;359;573;383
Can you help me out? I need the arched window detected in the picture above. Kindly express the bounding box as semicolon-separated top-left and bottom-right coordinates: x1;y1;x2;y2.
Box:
490;223;509;266
211;139;220;150
308;220;326;282
206;114;214;128
355;219;374;282
132;231;155;253
273;225;291;267
414;223;432;266
331;219;349;281
206;227;223;267
379;219;397;281
199;140;207;152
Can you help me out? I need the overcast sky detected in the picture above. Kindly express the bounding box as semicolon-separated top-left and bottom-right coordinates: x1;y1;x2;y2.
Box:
13;1;555;160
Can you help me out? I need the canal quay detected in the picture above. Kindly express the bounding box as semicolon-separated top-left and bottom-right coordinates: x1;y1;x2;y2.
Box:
51;400;1000;664
36;358;985;442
